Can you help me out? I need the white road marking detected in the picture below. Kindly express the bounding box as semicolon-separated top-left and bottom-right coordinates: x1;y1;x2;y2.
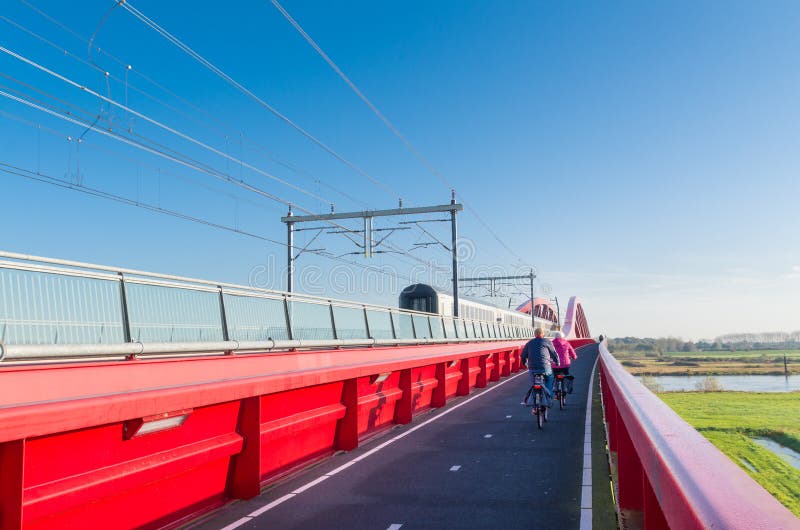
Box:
325;460;357;476
579;355;600;530
291;475;329;494
247;493;296;517
450;465;461;471
484;434;493;438
219;517;252;530
219;371;527;528
506;415;512;418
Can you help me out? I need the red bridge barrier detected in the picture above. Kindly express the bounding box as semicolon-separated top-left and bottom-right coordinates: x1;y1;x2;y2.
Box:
0;341;525;530
598;342;799;529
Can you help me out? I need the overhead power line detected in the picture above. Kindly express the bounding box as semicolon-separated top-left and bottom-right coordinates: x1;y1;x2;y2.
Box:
0;45;334;206
5;7;369;209
5;3;454;278
119;1;402;200
1;85;445;276
269;1;528;264
0;161;417;284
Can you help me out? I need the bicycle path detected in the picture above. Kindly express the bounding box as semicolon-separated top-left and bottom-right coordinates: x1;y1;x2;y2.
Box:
192;344;599;530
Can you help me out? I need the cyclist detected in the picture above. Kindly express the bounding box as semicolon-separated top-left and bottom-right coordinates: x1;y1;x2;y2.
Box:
552;331;577;394
520;327;560;406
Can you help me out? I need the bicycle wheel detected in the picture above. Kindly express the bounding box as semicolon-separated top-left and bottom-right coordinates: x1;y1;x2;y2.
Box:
559;383;566;410
535;392;544;429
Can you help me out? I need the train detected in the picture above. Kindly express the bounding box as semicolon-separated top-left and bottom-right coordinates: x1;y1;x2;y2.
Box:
398;283;558;331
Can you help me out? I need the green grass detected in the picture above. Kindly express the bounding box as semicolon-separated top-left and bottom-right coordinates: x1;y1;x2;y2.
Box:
660;392;800;516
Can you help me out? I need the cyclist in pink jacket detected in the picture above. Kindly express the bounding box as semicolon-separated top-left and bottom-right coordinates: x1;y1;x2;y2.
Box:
551;331;577;393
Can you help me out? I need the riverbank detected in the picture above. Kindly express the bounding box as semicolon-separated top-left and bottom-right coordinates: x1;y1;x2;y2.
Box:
613;350;800;376
661;392;800;517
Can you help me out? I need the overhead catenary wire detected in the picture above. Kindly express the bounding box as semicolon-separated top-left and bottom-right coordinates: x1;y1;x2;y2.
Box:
0;161;418;284
0;107;280;213
6;4;451;272
4;8;369;209
0;45;336;206
4;4;455;284
270;0;528;264
119;1;402;201
1;86;446;279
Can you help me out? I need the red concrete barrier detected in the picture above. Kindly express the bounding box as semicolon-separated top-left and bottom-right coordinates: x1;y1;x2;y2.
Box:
0;341;525;530
598;343;799;529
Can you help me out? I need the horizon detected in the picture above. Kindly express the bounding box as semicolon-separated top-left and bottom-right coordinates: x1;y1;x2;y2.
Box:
3;0;799;339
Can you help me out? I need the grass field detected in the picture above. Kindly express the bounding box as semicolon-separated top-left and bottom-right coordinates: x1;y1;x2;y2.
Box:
661;392;800;517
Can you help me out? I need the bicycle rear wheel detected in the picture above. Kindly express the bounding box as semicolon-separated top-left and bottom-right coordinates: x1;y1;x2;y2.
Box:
535;393;544;429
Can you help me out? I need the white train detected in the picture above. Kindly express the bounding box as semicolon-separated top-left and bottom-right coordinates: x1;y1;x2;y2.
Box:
399;283;557;331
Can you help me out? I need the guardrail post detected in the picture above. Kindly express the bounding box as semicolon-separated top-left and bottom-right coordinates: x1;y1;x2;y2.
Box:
335;379;358;450
329;303;338;340
617;421;645;514
284;297;293;341
477;355;488;388
394;369;412;424
511;347;521;372
389;312;397;340
363;307;371;340
457;358;470;396
0;439;25;530
227;397;261;499
218;286;230;343
500;350;511;377
489;352;501;381
432;363;447;407
118;273;132;343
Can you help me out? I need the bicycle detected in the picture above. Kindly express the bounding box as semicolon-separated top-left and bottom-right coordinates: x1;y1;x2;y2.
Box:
524;373;549;429
553;373;567;410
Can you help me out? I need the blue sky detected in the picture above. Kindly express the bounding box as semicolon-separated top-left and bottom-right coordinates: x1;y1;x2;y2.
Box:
2;0;799;339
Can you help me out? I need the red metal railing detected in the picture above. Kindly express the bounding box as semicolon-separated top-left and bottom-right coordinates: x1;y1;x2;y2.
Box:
598;342;799;529
0;341;525;530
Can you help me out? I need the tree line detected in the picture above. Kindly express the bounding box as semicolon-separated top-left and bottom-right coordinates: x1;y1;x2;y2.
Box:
609;332;800;354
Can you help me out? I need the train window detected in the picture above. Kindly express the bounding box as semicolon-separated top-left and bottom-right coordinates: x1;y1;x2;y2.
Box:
412;296;433;313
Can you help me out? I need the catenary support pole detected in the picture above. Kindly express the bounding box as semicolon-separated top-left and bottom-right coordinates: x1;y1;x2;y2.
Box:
451;190;459;317
287;207;294;293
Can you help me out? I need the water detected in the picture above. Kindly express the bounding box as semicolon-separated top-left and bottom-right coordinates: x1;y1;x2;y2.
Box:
753;438;800;471
638;374;800;392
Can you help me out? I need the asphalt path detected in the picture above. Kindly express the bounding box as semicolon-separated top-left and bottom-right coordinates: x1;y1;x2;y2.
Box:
193;345;599;530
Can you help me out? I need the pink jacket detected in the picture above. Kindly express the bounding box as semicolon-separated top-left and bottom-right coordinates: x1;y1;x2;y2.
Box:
552;337;577;368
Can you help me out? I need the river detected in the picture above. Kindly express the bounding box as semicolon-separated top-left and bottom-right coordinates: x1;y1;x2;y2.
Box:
637;374;800;392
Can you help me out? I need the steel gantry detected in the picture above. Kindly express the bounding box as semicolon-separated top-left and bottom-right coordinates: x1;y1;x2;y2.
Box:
281;194;465;315
459;270;537;327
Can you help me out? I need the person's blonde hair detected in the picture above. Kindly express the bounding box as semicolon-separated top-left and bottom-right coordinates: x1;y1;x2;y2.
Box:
534;327;545;337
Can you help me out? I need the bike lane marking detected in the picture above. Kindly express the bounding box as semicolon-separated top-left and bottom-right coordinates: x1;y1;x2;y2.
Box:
580;355;600;530
217;370;528;529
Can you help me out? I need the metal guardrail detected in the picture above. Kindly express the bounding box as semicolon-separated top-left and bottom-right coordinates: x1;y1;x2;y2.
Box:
598;341;799;528
0;251;535;362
